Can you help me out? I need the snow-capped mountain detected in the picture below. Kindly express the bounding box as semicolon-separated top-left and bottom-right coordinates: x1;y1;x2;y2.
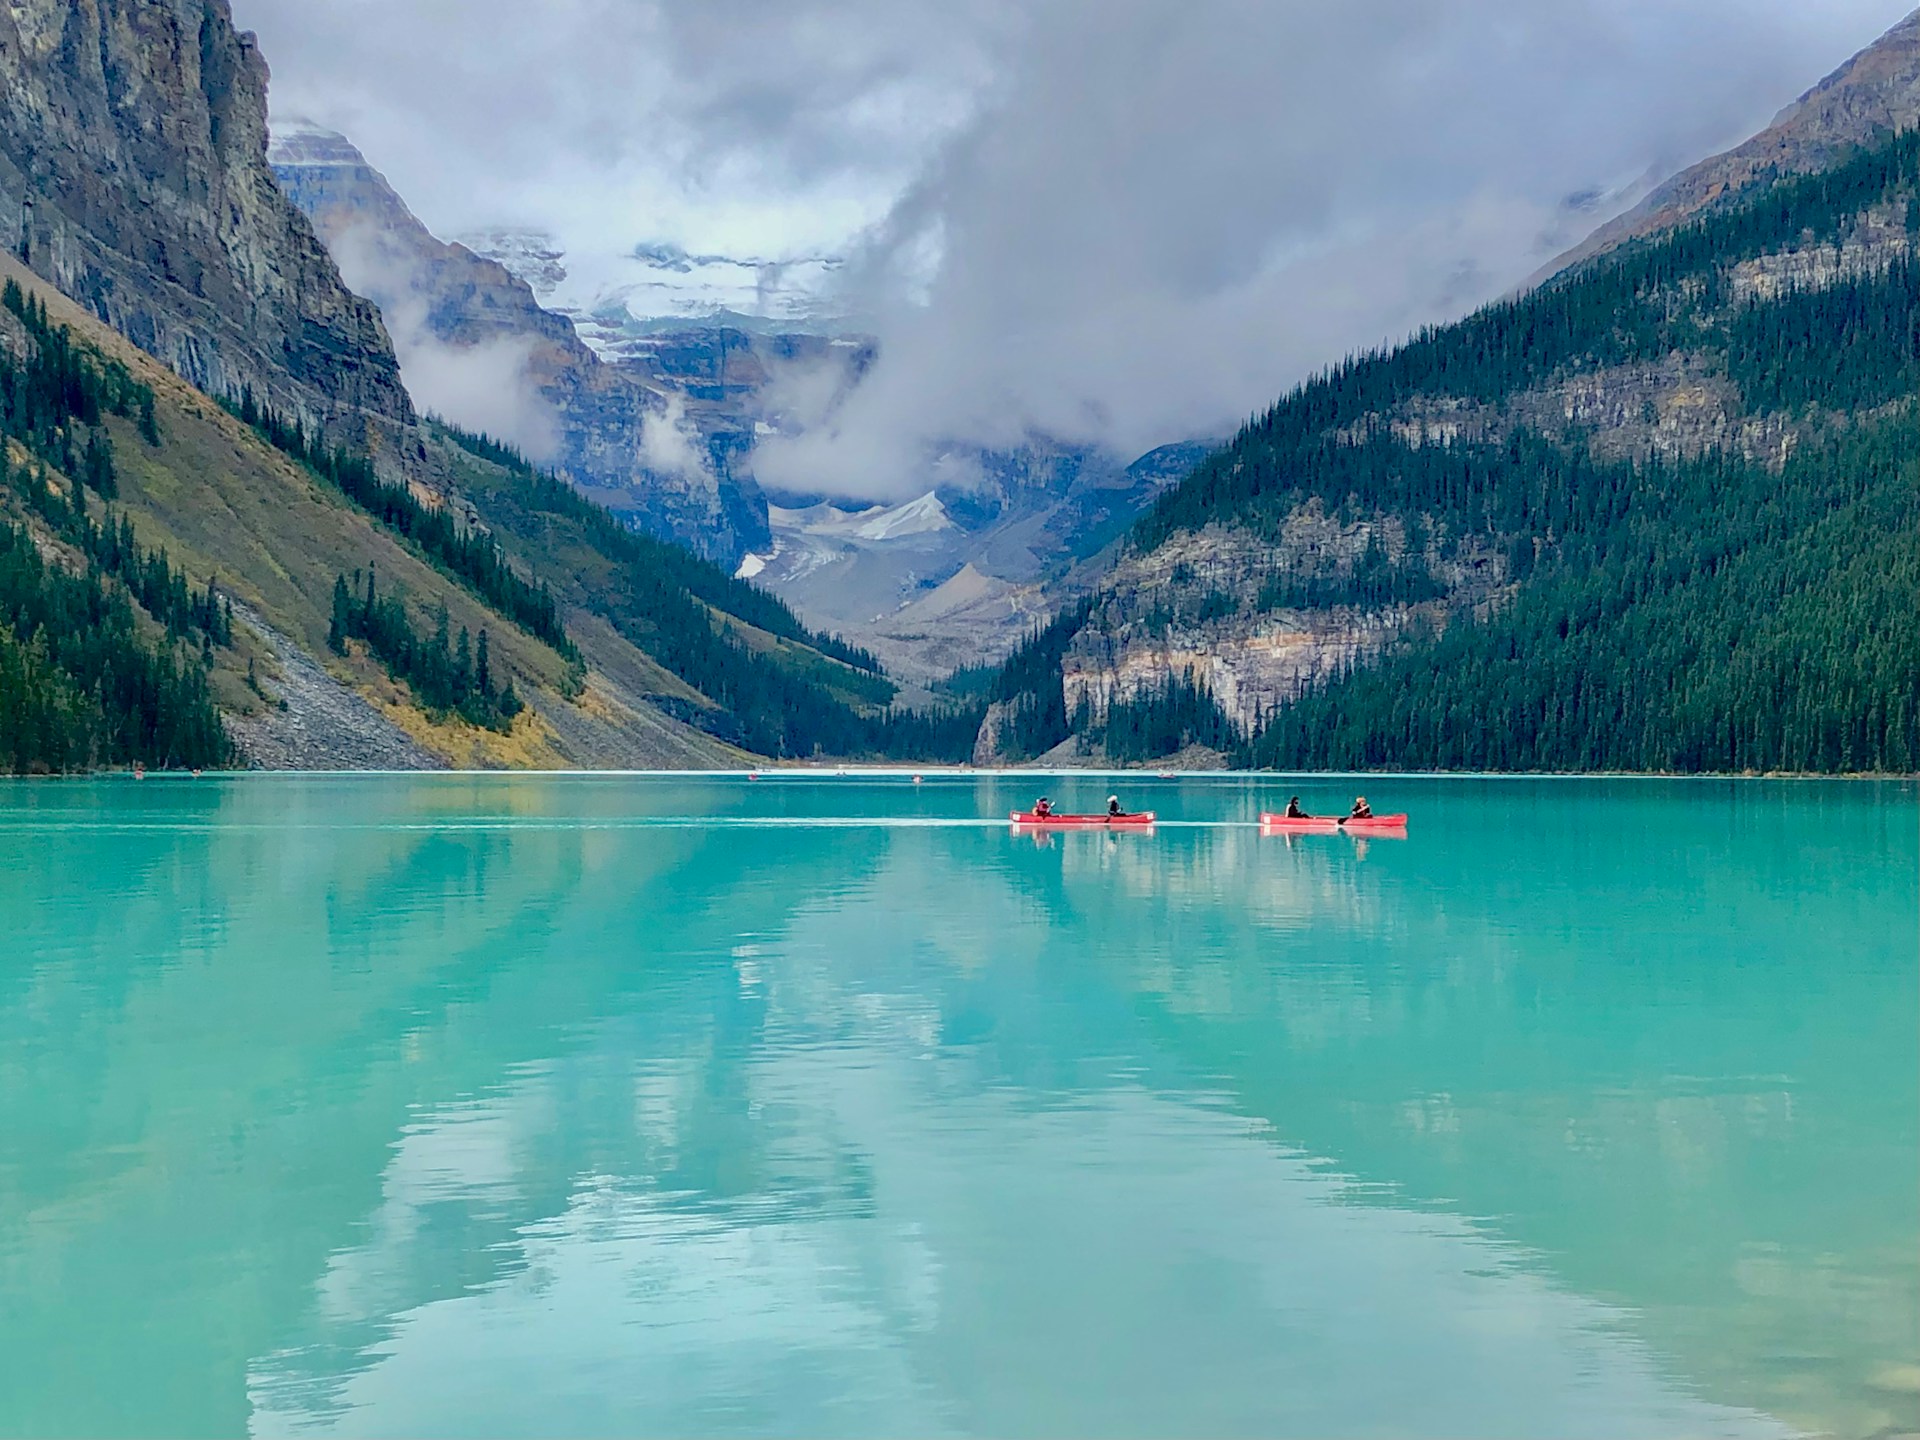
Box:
269;121;1205;671
450;227;569;301
456;232;847;361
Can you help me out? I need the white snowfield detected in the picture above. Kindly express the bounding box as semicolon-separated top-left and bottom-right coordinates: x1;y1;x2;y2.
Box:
457;229;846;357
768;492;954;543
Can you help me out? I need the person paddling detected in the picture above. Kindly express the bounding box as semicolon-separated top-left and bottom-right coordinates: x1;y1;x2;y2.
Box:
1345;796;1374;821
1284;796;1310;819
1034;797;1055;818
1107;795;1128;819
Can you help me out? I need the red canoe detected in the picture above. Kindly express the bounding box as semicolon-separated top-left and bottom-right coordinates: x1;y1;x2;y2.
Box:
1010;811;1156;827
1260;812;1408;832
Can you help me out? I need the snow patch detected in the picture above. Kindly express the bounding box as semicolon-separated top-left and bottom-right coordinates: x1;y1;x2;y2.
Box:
767;492;953;543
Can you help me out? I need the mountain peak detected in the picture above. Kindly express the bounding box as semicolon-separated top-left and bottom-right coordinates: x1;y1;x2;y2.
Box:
266;118;364;167
1543;9;1920;278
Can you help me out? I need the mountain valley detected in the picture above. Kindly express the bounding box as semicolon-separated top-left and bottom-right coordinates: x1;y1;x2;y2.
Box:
266;124;1204;671
1;0;1913;776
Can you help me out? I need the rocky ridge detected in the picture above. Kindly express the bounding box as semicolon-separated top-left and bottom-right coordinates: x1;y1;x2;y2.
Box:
268;124;769;561
1542;9;1920;276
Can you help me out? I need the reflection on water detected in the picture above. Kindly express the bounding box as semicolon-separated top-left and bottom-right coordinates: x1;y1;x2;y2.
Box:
0;775;1913;1438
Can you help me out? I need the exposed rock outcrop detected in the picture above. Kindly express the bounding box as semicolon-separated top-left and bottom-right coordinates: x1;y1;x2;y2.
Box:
1059;519;1505;736
1372;354;1806;471
0;0;414;444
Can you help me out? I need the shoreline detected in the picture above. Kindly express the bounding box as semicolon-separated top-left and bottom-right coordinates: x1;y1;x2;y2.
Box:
5;766;1915;783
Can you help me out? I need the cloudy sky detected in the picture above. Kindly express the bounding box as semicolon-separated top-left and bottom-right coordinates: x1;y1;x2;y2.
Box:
234;0;1914;495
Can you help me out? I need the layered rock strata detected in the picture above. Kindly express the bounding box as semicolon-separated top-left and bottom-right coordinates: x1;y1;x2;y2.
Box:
0;0;414;444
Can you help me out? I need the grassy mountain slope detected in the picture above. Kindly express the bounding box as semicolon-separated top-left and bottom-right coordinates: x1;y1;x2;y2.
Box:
985;129;1920;774
429;426;984;761
0;250;980;771
0;255;619;768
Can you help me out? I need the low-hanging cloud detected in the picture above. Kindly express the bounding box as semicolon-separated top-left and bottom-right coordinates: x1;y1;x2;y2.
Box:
637;393;714;487
756;0;1916;498
235;0;1914;501
326;225;563;462
391;322;561;463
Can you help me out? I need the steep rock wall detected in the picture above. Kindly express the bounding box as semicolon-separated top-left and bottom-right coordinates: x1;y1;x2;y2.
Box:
0;0;413;442
1062;519;1504;735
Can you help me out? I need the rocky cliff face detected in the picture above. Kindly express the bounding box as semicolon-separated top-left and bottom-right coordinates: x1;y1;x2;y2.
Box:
268;124;768;561
0;1;413;442
1059;513;1506;736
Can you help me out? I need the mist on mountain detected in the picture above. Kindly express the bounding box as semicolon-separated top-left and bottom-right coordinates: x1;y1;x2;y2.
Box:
235;0;1912;501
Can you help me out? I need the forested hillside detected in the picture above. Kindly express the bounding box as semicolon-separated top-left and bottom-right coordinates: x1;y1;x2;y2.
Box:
433;425;981;761
983;129;1920;773
0;264;977;772
1;281;231;771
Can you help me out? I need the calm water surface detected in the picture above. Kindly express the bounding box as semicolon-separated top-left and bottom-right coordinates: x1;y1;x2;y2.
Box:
1;775;1914;1438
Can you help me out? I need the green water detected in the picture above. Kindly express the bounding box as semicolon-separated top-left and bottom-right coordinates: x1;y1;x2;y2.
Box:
1;774;1914;1439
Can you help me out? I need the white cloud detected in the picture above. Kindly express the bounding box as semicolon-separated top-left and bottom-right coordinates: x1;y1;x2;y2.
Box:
234;0;1916;500
327;225;563;462
638;394;714;486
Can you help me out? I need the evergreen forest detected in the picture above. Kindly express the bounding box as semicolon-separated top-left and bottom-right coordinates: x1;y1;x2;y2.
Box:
0;281;232;772
991;128;1920;773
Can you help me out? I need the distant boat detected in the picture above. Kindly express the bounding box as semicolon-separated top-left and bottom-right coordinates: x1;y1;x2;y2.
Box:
1010;810;1155;828
1260;812;1408;833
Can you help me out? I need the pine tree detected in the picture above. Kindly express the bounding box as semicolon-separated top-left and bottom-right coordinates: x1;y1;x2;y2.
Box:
328;574;352;654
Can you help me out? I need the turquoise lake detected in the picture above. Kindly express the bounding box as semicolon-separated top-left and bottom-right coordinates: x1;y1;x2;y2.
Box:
1;774;1914;1438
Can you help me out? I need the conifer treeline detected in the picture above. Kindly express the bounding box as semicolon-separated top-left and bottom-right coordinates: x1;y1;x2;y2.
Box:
981;601;1093;759
438;421;883;673
328;570;522;732
1096;669;1238;762
1134;128;1920;551
0;523;231;772
0;280;232;772
4;453;235;651
1;280;157;455
1727;256;1920;413
231;392;575;659
435;420;988;760
1250;416;1919;773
